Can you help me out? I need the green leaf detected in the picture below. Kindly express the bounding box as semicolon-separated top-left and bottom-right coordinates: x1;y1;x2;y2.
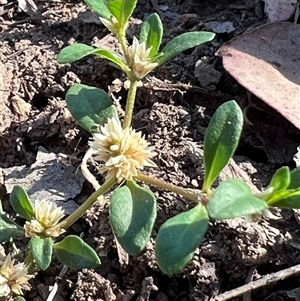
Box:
267;188;300;208
107;0;138;28
207;179;268;219
13;297;26;301
57;43;95;63
65;84;117;132
155;204;209;275
289;167;300;189
202;100;243;191
31;237;53;271
110;181;157;256
0;214;24;243
140;13;163;57
268;166;291;192
57;43;129;72
155;31;215;65
84;0;111;19
9;186;35;220
54;235;101;270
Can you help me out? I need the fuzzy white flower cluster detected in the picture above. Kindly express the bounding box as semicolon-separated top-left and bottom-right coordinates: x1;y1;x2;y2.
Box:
127;36;158;79
0;254;31;297
24;200;66;238
89;117;157;182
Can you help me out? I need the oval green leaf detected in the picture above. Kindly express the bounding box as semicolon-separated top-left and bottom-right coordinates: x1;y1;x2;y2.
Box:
155;31;215;65
140;13;163;57
207;179;268;219
31;237;53;271
107;0;138;28
65;84;117;132
57;43;95;64
109;181;157;256
9;186;35;220
202;100;243;191
0;214;24;243
289;167;300;189
54;235;101;270
84;0;111;19
268;166;291;192
267;188;300;208
155;204;209;275
57;44;129;72
13;297;26;301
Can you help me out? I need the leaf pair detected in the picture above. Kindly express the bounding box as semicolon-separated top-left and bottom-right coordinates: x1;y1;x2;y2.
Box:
155;101;268;275
6;186;101;271
154;185;266;276
57;0;138;73
140;13;215;65
57;28;215;77
85;0;138;29
263;166;300;208
57;0;215;77
30;235;101;271
202;100;268;219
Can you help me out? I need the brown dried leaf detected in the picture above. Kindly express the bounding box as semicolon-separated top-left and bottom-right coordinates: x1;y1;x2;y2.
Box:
216;22;300;129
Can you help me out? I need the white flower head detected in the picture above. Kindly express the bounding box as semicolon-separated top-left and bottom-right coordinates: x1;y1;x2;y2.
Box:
89;117;157;182
127;36;158;79
0;254;32;297
24;200;66;238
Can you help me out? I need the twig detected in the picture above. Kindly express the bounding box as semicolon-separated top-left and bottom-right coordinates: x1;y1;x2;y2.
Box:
243;268;255;301
216;263;300;301
46;265;68;301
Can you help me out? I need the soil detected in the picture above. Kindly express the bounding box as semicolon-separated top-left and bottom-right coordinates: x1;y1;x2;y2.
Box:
1;0;300;301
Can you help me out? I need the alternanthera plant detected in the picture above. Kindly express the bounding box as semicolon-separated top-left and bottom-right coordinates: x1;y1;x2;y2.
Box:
0;189;100;300
54;0;300;275
1;3;300;298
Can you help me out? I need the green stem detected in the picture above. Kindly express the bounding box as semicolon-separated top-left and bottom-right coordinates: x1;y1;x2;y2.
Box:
63;177;116;229
116;28;139;128
123;80;138;128
118;32;130;64
137;173;200;202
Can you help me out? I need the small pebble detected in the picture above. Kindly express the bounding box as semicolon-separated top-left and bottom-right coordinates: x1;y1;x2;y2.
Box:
191;179;199;187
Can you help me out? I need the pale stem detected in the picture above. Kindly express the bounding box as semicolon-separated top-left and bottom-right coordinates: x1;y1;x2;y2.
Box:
81;148;100;190
123;79;138;128
137;172;200;202
118;32;130;64
116;28;139;128
63;177;116;229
